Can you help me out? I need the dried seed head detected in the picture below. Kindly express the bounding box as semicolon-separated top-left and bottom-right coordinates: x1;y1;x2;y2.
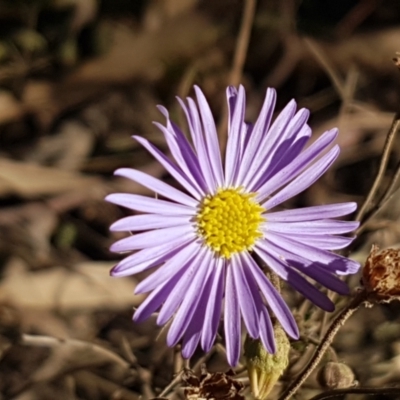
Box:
362;245;400;302
183;368;244;400
317;361;355;389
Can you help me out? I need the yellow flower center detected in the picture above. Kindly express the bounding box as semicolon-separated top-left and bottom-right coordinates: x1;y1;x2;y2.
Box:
196;188;265;259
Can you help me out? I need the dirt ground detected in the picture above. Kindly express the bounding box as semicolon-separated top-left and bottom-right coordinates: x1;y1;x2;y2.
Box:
1;0;400;399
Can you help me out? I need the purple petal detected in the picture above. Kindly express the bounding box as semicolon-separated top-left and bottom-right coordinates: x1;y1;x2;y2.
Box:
236;89;276;187
265;231;360;275
225;85;246;186
111;236;194;277
179;97;216;192
253;243;290;279
241;99;297;188
114;168;197;207
181;320;202;359
266;202;358;222
257;128;338;203
134;135;203;199
157;248;206;326
265;219;359;235
244;252;299;339
194;86;224;187
167;249;212;347
254;246;334;311
201;257;224;352
110;225;194;252
226;86;238;133
256;238;349;294
133;277;178;323
153;121;207;194
260;309;276;353
232;254;259;339
286;269;335;312
263;145;340;210
156;105;208;192
224;265;241;366
242;123;253;157
247;108;311;191
253;125;311;190
106;193;194;216
134;241;200;294
271;232;354;250
181;266;216;358
295;263;350;295
241;257;276;353
133;259;191;323
110;214;191;232
238;88;284;187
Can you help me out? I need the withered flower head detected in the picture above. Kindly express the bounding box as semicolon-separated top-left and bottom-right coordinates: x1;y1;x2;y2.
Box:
362;245;400;302
183;368;244;400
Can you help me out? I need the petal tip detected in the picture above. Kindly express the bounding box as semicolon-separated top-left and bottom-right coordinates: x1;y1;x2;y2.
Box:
157;105;169;118
105;193;118;204
110;263;125;277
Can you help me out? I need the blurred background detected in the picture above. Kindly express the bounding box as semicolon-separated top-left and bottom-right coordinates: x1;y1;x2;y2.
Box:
0;0;400;399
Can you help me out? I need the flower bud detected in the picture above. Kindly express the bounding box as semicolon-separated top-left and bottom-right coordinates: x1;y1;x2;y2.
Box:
362;245;400;302
317;361;355;389
245;323;290;400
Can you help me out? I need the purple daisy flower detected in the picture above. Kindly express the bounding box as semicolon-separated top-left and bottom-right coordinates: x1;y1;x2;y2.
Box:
106;85;360;366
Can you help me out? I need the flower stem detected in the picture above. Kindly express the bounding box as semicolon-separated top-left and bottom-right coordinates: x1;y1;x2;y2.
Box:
278;290;368;400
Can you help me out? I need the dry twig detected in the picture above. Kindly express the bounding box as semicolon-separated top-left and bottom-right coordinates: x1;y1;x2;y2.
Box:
355;111;400;223
218;0;257;152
